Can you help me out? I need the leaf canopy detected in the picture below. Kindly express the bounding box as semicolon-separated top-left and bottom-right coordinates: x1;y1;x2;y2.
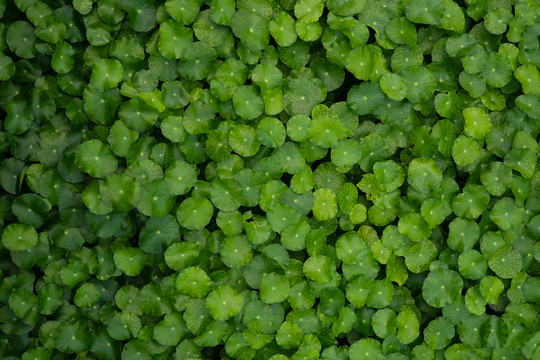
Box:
0;1;538;358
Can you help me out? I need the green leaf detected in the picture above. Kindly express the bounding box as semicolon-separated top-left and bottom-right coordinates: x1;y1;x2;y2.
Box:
459;71;486;98
54;321;92;353
385;17;417;47
257;117;286;148
60;260;91;288
178;41;217;80
379;73;407;101
422;269;463;308
424;317;454;349
210;0;235;24
267;203;302;233
113;247;148;276
350;338;384;360
401;66;437;103
452;135;481;167
504;148;537;179
484;8;513;35
347;82;385;115
405;0;445;25
489;197;525;231
313;188;337;221
310;59;345;92
176;266;212;298
2;223;38;252
11;194;51;228
107;312;142;340
154;312;189;347
446;217;480;252
464;286;485;315
396;309;420;345
464;108;493;142
481;87;506;111
119;0;158;32
73;0;93;14
479;276;504;304
138;89;166;113
346;45;388;82
205;285;244;321
229;124;261;157
366;278;394;308
284;78;326;116
480;162;512;196
8;288;38;325
164;161;197;196
407;157;442;193
158;20;193;59
405;240;437;273
260;273;290;304
125;160;163;185
269;12;297;47
336;232;367;264
294;0;324;22
74;283;100;308
220;235;253;269
242;300;274;334
452;184;490;219
140;282;174;316
421;198;452;229
162;81;190;109
107;120;139;157
176;197;214;230
371;308;397;338
87;28;111;46
115;285;143;315
515;65;540;95
39;284;63;315
461;45;487;75
231;10;269;51
0;54;15;80
386;255;408;286
6;21;36;59
139;215;179;254
303;255;336;284
398;213;431;242
90;59;123;90
210;179;243;211
440;0;465;32
488;245;522;279
308;113;348;148
276;321;303;349
99;174;141;212
165;242;199;272
75;140;118;179
118;99;159;132
458;249;487;280
165;0;200;25
295;21;322;42
4;100;33;135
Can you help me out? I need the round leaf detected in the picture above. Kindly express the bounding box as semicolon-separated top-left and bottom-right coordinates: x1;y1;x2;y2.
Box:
488;245;522;279
422;269;463;308
75;140;118;178
205;285;244;321
260;274;290;304
176;266;212;298
2;223;38;252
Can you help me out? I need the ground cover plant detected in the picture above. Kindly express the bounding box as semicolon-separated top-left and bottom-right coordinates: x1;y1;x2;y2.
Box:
0;0;539;359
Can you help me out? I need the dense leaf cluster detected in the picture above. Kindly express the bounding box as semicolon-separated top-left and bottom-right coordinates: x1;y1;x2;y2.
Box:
0;0;539;359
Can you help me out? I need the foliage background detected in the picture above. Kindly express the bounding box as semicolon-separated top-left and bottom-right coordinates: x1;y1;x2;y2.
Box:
0;0;539;359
